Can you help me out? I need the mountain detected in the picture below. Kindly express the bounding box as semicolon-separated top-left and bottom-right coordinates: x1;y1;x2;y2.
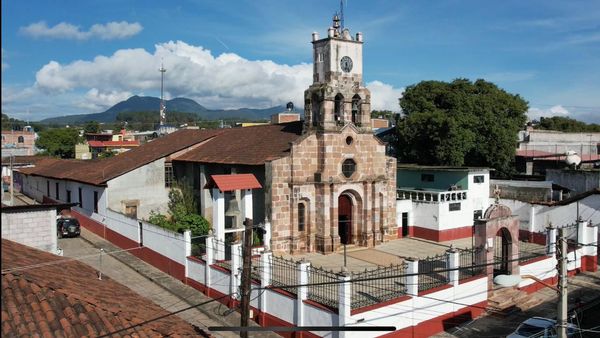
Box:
39;96;287;124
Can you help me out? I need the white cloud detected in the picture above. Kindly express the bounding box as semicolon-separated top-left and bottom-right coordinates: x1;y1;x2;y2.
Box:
20;21;142;40
366;81;404;112
75;88;134;111
528;105;570;121
8;40;405;118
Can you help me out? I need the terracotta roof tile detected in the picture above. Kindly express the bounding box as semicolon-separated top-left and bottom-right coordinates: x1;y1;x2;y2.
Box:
174;121;304;165
17;128;224;185
206;174;262;192
1;239;204;337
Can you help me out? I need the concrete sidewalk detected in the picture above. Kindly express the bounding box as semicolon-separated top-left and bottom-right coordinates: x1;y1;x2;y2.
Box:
78;227;279;338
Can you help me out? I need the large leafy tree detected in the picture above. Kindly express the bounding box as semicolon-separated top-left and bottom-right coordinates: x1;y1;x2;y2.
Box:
83;121;102;134
35;128;83;158
396;79;528;176
536;116;600;132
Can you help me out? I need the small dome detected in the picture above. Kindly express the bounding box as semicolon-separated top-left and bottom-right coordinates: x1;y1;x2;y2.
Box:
483;203;512;219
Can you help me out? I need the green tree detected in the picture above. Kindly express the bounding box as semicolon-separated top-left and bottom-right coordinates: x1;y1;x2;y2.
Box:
83;121;102;134
537;116;600;132
396;79;528;176
35;128;83;158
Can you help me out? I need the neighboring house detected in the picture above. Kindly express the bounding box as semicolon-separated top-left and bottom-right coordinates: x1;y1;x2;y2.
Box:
395;165;491;241
517;128;600;157
18;129;222;220
1;126;37;157
1;239;203;337
546;168;600;195
88;140;140;157
1;202;72;254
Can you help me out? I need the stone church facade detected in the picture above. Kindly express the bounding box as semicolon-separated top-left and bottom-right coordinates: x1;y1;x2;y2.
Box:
267;16;398;253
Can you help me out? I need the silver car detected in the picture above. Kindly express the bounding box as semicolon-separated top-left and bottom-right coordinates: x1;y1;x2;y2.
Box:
507;317;577;338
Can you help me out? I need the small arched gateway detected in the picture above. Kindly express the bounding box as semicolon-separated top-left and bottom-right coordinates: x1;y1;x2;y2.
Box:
474;203;520;290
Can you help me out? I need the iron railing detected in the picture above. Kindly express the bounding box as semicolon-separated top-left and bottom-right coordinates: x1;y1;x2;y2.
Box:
307;266;339;309
418;253;449;292
458;246;486;280
269;255;298;295
518;240;548;264
351;262;408;310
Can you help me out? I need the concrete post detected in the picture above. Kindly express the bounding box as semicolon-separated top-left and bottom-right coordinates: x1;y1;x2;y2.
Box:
212;188;225;260
260;251;272;319
243;189;253;220
546;224;557;255
263;220;272;251
231;243;242;300
529;206;536;242
578;219;598;271
447;248;459;287
338;269;352;338
184;230;191;278
297;259;310;328
405;258;419;296
205;234;214;292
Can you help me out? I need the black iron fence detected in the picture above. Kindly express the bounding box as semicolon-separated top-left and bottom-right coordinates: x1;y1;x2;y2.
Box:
307;266;339;309
351;263;408;310
418;253;449;292
458;246;486;280
518;240;548;264
269;255;298;295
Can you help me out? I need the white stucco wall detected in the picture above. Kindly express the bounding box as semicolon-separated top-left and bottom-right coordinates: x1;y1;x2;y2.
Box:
106;158;170;219
467;172;490;212
1;208;58;254
500;195;600;233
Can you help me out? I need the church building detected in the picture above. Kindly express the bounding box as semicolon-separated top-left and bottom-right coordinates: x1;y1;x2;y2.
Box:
175;15;398;254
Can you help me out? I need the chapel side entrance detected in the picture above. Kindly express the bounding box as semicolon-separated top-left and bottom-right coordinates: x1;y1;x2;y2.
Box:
494;227;512;276
338;194;353;245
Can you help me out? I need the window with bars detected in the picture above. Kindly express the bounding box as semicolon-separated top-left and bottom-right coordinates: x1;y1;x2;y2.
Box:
298;203;306;232
165;163;174;187
449;202;461;211
473;175;485;183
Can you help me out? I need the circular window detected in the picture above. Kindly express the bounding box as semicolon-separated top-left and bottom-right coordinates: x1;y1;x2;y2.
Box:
341;159;356;178
345;136;353;145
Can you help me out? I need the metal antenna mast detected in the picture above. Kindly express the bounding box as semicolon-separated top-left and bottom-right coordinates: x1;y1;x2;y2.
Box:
159;61;167;126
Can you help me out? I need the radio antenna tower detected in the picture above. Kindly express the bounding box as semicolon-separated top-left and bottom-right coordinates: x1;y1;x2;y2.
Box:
159;61;167;126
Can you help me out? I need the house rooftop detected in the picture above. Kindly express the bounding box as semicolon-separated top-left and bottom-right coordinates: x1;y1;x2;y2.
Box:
1;239;203;337
397;164;491;172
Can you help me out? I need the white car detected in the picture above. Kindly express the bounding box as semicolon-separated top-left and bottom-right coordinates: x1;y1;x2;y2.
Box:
507;317;577;338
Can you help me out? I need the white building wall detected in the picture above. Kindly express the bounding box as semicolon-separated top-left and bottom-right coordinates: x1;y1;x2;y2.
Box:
500;195;600;232
438;198;473;230
1;208;58;254
467;172;491;212
106;158;170;220
411;202;440;230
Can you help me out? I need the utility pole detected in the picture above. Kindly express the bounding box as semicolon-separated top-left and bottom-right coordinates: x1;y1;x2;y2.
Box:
239;218;253;338
159;62;167;127
9;155;14;205
556;227;568;338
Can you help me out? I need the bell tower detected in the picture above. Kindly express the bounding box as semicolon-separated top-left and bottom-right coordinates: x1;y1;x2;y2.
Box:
304;15;372;132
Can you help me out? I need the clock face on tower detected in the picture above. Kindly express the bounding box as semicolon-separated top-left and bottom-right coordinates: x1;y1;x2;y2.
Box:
340;56;353;73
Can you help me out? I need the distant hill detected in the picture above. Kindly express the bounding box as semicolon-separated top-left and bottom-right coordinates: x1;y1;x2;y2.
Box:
39;96;288;124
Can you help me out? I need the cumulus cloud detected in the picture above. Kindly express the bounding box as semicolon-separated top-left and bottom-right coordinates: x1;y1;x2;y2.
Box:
366;81;404;112
5;40;406;117
20;21;142;40
528;105;570;121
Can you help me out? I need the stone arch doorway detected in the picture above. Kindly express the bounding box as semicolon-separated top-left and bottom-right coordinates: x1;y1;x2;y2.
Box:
338;194;353;245
494;227;512;276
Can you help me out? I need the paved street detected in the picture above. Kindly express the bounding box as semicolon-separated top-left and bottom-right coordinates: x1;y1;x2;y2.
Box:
58;229;279;338
433;270;600;338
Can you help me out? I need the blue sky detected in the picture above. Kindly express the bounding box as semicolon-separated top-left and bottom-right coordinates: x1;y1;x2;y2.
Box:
2;0;600;123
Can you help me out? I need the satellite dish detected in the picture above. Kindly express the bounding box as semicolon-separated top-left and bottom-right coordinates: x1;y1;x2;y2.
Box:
565;150;581;166
286;102;294;111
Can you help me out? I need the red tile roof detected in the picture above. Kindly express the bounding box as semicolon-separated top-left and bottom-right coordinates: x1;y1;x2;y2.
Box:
174;121;304;165
1;239;204;337
205;174;262;192
88;140;140;148
18;128;223;186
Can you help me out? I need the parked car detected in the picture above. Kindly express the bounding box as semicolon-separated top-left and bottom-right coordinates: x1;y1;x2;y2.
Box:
57;217;80;238
507;317;577;338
